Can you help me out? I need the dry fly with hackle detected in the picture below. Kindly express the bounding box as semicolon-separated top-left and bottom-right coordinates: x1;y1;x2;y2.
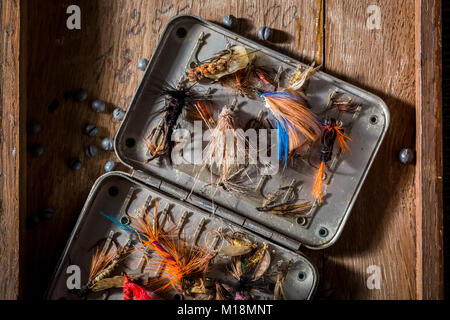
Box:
273;260;292;300
217;230;257;258
219;58;277;98
189;98;261;200
321;90;361;119
257;182;312;217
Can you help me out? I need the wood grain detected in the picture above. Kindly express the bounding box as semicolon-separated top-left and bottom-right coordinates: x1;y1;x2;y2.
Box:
415;0;443;300
0;0;25;300
1;0;440;299
442;0;450;300
322;0;417;299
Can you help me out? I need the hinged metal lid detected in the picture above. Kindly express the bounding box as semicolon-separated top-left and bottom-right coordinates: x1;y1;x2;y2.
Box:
114;15;389;250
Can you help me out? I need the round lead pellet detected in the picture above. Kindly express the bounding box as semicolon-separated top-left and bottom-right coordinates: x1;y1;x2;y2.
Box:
104;160;116;172
29;144;44;157
137;58;149;71
101;137;114;151
85;124;98;137
74;88;88;102
85;145;98;158
258;26;272;41
222;15;236;29
68;158;82;171
399;148;415;164
91;99;106;113
113;108;125;121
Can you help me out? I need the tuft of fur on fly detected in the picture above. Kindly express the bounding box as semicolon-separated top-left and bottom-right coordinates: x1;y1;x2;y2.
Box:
188;46;250;82
189;102;262;202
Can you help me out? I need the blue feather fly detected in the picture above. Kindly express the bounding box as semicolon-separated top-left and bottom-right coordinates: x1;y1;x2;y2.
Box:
276;117;290;167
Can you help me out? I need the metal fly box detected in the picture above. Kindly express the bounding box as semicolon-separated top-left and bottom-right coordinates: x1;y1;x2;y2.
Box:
46;15;389;300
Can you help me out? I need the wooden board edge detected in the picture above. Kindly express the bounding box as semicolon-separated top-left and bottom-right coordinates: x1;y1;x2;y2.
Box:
0;0;25;300
415;0;444;300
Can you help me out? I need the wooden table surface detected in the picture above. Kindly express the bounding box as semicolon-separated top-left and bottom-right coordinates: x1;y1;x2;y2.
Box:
443;1;449;300
0;0;443;299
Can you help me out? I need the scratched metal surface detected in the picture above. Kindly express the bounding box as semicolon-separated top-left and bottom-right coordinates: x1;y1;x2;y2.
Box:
115;15;389;249
46;173;317;300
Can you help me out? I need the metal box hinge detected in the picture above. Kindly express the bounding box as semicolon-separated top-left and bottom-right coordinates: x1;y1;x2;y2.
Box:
131;170;162;189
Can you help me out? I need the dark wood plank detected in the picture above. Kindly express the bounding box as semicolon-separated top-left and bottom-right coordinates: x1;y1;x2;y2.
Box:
415;0;443;300
0;0;25;300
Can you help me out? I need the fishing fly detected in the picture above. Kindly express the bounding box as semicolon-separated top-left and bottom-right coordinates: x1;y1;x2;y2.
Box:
274;260;292;300
145;82;213;163
257;200;313;216
257;181;312;216
187;45;250;82
219;60;276;97
322;91;361;118
191;98;258;197
218;230;257;257
219;67;254;97
87;273;153;294
227;243;271;300
123;274;159;300
312;118;351;203
259;64;322;167
70;232;133;297
100;202;213;294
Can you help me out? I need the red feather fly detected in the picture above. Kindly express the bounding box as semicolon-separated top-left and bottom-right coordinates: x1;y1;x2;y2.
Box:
123;275;156;300
125;202;213;293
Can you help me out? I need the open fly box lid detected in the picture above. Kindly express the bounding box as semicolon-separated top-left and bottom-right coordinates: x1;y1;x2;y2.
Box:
116;15;389;248
46;15;389;300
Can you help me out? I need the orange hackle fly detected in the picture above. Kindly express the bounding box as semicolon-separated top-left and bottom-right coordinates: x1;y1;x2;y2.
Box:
219;68;253;96
128;202;213;293
312;161;326;204
334;125;352;153
312;119;351;203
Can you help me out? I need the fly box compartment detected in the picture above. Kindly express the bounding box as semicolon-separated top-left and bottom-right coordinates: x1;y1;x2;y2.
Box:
46;172;317;300
47;14;389;300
